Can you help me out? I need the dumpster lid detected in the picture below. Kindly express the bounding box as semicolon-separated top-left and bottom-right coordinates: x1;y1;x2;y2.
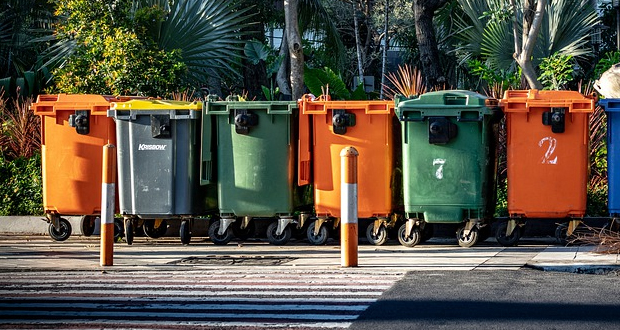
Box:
31;94;137;116
110;99;201;111
395;90;497;119
500;89;595;113
204;100;297;115
598;98;620;113
298;95;394;115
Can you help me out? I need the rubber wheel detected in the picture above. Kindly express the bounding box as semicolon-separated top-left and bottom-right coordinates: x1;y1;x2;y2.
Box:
48;218;72;241
366;223;388;246
124;219;134;245
113;218;124;242
307;220;329;245
495;222;521;247
266;221;292;245
180;220;191;245
80;215;96;237
397;223;420;247
555;223;569;245
143;219;168;238
208;220;233;245
232;220;255;241
457;225;479;248
420;224;434;243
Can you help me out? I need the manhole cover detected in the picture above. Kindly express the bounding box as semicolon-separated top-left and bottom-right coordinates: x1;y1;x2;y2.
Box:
169;255;296;266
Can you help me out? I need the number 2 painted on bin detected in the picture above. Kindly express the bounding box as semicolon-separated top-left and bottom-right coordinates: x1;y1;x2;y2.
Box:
538;137;558;165
433;159;446;179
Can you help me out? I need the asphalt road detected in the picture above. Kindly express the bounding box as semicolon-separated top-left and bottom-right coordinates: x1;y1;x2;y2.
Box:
351;269;620;330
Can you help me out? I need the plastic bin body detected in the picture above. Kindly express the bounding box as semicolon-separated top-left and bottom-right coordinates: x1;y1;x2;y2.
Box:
31;94;122;216
395;90;498;223
109;100;216;218
597;98;619;216
501;90;594;218
203;101;298;217
298;99;394;218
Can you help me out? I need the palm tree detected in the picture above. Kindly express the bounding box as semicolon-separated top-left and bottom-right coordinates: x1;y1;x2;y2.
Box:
454;0;598;85
0;0;55;97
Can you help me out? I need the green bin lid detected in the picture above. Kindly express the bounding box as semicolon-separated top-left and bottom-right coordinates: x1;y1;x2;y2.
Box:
395;90;497;120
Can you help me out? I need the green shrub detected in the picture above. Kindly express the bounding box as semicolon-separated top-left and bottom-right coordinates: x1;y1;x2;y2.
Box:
0;153;43;215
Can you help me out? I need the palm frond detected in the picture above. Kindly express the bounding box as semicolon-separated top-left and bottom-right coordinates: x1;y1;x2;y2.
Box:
159;0;255;85
299;0;345;69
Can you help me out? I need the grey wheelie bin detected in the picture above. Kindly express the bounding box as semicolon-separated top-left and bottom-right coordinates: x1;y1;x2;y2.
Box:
109;100;217;245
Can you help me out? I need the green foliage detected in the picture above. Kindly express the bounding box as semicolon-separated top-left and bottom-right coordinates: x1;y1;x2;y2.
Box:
0;154;42;215
261;85;280;101
539;53;574;90
304;66;368;100
49;0;253;97
494;179;508;217
54;28;186;96
587;184;608;217
468;59;520;92
594;51;620;79
304;66;352;100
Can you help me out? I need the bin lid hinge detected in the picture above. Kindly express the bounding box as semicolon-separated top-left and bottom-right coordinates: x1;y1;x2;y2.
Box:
234;109;258;134
68;110;90;135
332;109;356;135
542;107;566;133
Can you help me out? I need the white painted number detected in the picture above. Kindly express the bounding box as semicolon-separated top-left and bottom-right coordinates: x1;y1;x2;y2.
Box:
538;137;558;164
433;159;446;179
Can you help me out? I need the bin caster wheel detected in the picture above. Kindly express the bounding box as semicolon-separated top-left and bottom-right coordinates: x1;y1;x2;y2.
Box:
495;222;521;247
307;220;329;245
397;223;420;247
555;223;569;246
80;215;96;237
143;219;168;238
113;218;124;242
180;220;191;245
208;221;233;245
124;218;134;245
49;218;72;241
266;222;291;245
457;226;479;248
366;223;388;246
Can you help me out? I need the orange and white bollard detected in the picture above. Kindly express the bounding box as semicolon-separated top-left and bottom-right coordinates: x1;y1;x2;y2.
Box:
100;144;116;266
340;146;359;267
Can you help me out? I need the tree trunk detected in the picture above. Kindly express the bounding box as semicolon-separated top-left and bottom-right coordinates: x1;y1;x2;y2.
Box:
514;0;545;89
276;29;292;99
413;0;448;89
380;0;389;99
285;0;304;100
353;2;364;83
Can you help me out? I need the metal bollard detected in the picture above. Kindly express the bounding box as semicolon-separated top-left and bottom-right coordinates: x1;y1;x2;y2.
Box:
340;146;359;267
100;144;116;266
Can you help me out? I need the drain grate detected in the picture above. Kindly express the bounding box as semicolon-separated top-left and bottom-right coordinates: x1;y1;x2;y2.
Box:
168;255;296;266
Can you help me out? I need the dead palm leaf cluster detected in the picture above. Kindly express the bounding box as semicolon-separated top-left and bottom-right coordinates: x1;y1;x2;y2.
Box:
0;88;41;160
569;223;620;254
382;64;426;100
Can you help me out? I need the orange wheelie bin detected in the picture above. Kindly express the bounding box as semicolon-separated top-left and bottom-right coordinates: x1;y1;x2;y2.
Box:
31;94;132;241
298;95;395;245
496;90;595;246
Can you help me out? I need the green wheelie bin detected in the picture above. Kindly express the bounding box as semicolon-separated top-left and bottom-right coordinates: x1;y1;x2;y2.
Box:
202;96;309;245
395;90;500;247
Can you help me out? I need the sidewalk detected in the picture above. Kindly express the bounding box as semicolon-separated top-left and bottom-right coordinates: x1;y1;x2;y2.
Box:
1;216;619;274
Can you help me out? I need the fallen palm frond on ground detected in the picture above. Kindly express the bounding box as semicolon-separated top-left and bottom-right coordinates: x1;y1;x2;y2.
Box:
569;223;620;254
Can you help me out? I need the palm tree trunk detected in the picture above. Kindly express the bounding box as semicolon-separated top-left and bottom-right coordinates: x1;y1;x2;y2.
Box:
276;30;292;99
514;0;545;89
413;0;448;89
285;0;304;100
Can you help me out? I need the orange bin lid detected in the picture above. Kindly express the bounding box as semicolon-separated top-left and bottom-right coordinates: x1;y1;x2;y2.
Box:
31;94;141;116
500;89;595;113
